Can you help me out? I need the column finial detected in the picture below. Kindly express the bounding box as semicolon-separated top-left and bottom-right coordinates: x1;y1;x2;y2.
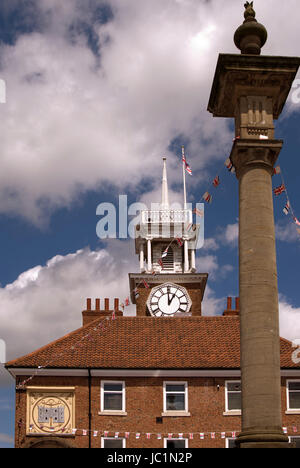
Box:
234;2;267;55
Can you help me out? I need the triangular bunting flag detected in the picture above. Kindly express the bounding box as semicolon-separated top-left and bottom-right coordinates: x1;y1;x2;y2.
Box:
283;201;290;215
202;192;213;204
213;175;220;187
225;158;235;173
273;166;281;175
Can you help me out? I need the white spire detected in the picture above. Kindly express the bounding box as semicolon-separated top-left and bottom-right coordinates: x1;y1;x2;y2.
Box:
161;157;169;210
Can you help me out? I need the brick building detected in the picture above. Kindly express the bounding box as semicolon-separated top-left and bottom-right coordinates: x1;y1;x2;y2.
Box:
5;160;300;448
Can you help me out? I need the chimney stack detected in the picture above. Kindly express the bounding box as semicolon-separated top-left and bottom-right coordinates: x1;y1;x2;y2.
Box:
82;298;123;326
223;296;240;316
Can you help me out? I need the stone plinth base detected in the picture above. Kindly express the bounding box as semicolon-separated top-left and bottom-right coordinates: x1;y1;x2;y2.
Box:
239;442;294;448
236;428;293;448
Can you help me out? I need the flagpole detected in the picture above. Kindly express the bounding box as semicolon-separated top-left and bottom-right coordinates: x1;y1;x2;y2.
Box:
182;146;187;209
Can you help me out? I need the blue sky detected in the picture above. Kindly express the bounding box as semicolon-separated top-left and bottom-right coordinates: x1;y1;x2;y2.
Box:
0;0;300;448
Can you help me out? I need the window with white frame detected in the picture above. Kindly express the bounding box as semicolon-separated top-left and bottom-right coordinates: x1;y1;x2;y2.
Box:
101;437;126;449
289;437;300;448
101;381;125;413
226;438;236;449
287;381;300;411
164;438;188;449
225;381;241;413
163;382;188;413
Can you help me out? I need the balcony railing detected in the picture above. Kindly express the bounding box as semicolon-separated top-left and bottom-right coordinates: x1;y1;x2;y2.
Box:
141;209;192;224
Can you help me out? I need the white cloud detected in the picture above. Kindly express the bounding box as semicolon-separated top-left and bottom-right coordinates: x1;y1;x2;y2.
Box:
3;0;300;224
202;237;219;252
279;298;300;342
222;223;239;246
196;252;233;281
276;221;300;243
196;254;218;276
0;241;137;383
202;285;225;317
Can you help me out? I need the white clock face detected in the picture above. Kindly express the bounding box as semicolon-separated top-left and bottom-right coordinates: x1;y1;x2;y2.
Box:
147;283;191;317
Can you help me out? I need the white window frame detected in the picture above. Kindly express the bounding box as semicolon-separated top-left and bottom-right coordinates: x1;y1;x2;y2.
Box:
100;380;126;415
101;437;126;448
288;436;300;448
286;380;300;413
224;380;241;416
162;381;189;416
164;438;188;449
225;438;236;448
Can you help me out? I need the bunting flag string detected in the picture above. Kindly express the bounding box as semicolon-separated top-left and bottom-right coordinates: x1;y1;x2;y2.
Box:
225;158;235;174
273;165;300;236
20;421;300;439
198;152;237;207
16;310;118;390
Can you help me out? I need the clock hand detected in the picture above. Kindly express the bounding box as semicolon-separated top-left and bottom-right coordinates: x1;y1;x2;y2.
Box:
169;293;176;305
167;286;172;305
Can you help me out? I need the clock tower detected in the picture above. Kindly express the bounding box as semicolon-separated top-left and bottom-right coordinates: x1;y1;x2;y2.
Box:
129;158;208;317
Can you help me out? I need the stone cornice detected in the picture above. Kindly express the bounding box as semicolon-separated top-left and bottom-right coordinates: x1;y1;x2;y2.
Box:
230;138;283;179
208;53;300;119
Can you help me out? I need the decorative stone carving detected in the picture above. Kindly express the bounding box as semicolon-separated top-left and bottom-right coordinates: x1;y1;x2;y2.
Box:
235;95;274;139
26;387;75;436
234;1;267;55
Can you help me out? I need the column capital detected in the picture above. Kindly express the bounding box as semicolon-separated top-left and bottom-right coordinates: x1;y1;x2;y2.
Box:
230;138;283;179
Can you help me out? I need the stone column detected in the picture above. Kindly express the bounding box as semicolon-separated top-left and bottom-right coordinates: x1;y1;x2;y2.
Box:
207;2;300;447
231;140;288;447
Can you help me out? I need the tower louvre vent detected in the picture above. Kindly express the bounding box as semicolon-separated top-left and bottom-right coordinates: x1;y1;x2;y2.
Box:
161;246;174;271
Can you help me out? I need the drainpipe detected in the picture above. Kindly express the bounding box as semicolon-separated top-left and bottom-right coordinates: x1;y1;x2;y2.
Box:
88;368;92;449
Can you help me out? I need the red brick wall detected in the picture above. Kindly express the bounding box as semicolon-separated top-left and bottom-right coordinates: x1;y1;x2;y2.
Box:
14;375;300;448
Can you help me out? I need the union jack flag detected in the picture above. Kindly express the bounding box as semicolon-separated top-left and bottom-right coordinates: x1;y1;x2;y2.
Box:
273;184;286;196
176;238;183;247
182;146;192;175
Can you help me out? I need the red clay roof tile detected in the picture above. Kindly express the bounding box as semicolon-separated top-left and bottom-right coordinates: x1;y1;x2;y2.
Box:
5;316;299;370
